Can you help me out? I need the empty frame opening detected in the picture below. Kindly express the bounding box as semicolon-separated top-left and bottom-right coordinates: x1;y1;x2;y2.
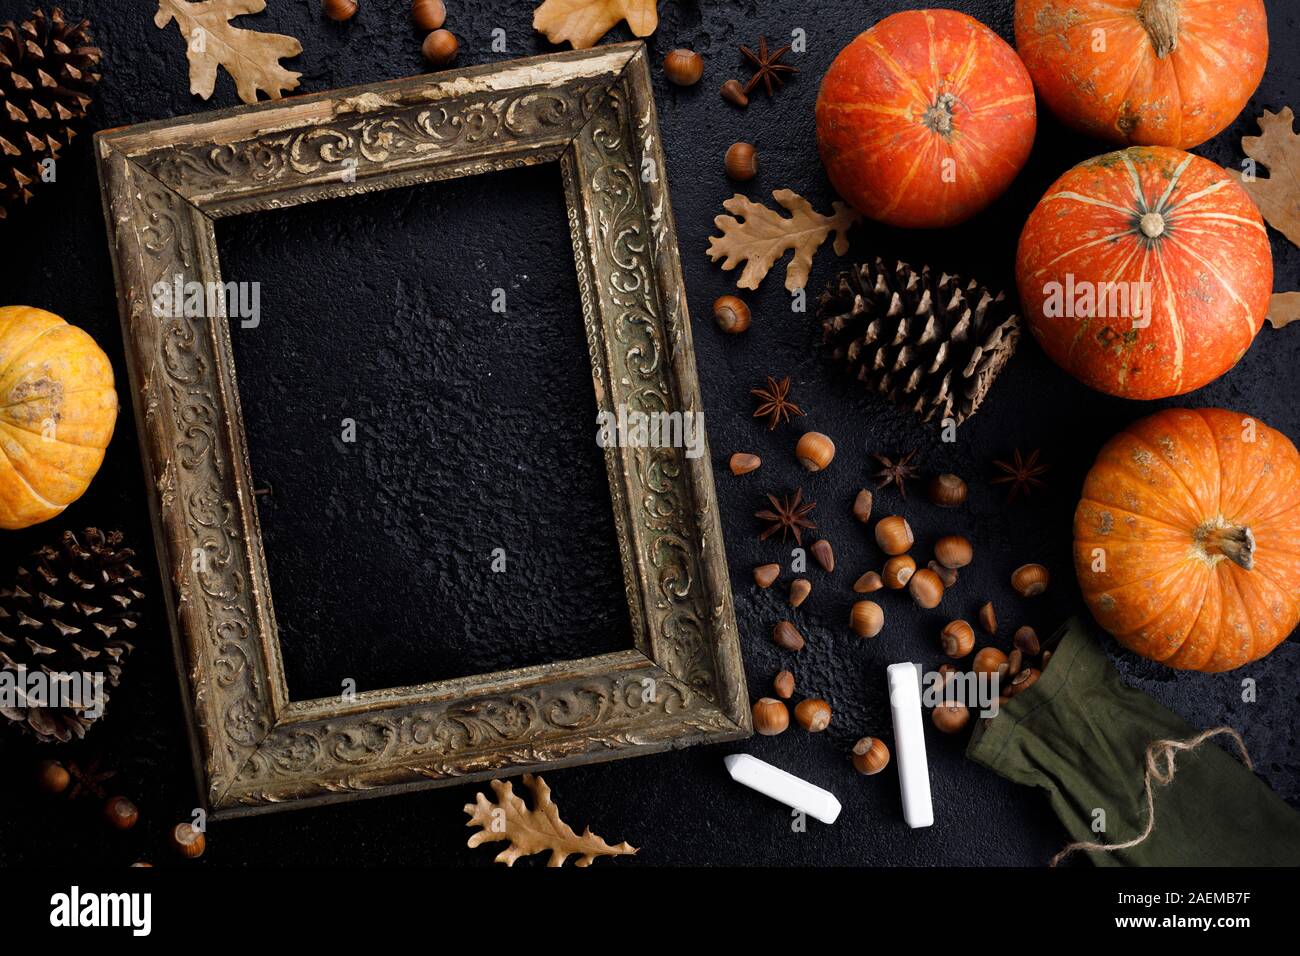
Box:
215;163;634;700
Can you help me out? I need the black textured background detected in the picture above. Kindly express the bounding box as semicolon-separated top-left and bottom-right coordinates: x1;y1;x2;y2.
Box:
0;0;1297;867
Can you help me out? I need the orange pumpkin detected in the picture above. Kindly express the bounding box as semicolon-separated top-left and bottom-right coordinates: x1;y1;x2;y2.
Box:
1075;408;1300;672
0;306;117;529
1014;0;1268;149
1017;146;1272;399
816;9;1037;229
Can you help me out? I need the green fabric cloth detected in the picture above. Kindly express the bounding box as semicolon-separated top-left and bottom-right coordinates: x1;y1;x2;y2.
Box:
966;618;1300;866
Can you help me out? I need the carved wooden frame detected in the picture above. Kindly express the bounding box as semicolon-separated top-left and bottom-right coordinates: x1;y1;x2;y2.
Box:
95;43;748;819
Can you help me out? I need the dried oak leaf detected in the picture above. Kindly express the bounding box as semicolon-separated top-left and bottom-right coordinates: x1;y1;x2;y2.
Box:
1231;107;1300;248
707;189;860;292
465;774;638;867
155;0;302;104
533;0;658;50
1267;291;1300;329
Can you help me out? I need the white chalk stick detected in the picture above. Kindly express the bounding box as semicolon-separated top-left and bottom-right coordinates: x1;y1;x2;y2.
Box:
723;753;842;824
887;662;934;829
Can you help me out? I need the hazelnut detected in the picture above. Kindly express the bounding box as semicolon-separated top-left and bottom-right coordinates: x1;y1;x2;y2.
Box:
1007;648;1023;676
719;78;749;107
773;620;805;652
927;559;958;588
937;663;960;690
105;796;139;831
773;669;795;699
1041;649;1053;670
941;619;975;658
753;563;779;588
851;488;873;524
1011;563;1050;597
411;0;446;31
928;473;967;507
422;29;458;66
850;600;884;638
931;702;970;734
852;570;883;593
874;515;914;555
933;534;973;569
752;697;790;735
724;142;759;181
882;554;916;589
729;452;761;475
851;737;890;775
712;294;751;334
789;578;811;608
978;600;998;635
170;822;206;859
664;48;704;86
323;0;358;21
1008;667;1041;697
36;759;70;795
794;698;832;732
973;647;1008;676
1014;626;1041;656
810;539;835;572
795;432;835;472
908;568;944;608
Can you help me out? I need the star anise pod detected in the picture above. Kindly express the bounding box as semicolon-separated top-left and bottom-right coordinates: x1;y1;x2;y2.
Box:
751;375;805;430
64;758;117;801
873;450;920;499
756;488;817;544
740;37;798;98
991;448;1050;502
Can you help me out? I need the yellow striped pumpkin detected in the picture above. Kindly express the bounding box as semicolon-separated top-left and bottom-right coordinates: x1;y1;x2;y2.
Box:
0;306;117;529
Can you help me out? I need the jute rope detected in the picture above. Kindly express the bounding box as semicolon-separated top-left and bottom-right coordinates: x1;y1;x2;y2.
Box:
1050;726;1252;867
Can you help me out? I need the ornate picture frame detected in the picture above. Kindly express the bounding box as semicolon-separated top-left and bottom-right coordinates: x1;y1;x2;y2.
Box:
95;43;748;819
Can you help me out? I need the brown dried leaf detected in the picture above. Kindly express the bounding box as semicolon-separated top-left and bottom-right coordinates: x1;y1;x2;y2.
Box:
532;0;658;50
464;774;638;867
1267;291;1300;329
155;0;302;105
707;189;860;292
1231;107;1300;248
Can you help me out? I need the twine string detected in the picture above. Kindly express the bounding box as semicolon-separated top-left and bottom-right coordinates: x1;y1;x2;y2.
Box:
1049;726;1252;867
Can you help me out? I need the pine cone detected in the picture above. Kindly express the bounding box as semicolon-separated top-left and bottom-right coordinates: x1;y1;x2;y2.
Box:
820;258;1020;426
0;529;143;744
0;7;101;219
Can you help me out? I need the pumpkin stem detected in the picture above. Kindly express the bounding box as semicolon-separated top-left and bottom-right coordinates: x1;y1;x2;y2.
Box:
1196;521;1255;570
922;92;959;137
1138;212;1166;238
1138;0;1180;58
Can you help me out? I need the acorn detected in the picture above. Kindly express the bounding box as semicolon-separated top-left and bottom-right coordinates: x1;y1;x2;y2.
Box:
170;822;206;859
724;142;759;181
850;600;884;638
1011;563;1050;597
882;554;915;589
796;432;835;472
713;294;751;334
875;515;913;555
664;48;704;86
928;473;967;507
730;452;761;475
908;568;944;608
934;535;973;569
422;29;458;66
851;737;890;775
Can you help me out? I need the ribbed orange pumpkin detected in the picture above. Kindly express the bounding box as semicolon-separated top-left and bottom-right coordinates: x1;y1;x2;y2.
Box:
1017;146;1272;399
1075;408;1300;672
1015;0;1268;149
816;9;1037;229
0;306;117;529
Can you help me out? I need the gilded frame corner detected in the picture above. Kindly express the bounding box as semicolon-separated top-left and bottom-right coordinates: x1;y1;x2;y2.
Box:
95;43;748;819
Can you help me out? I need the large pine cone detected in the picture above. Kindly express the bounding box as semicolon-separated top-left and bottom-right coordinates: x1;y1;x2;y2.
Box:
0;7;101;219
0;529;143;743
820;258;1020;426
